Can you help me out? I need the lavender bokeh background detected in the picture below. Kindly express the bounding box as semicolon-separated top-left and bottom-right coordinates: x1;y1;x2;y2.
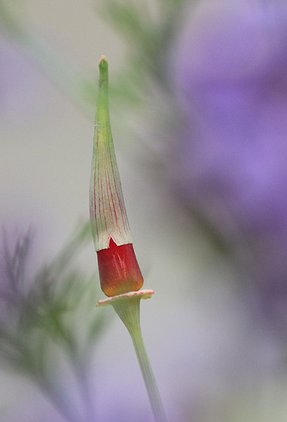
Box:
172;0;287;338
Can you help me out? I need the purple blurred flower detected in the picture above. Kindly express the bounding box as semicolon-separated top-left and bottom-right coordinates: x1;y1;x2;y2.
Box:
171;1;287;334
0;37;48;120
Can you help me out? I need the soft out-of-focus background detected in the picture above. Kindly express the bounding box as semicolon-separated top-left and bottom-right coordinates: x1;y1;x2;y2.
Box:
1;0;287;421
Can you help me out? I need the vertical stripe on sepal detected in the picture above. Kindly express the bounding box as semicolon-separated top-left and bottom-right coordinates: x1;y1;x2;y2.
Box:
90;56;133;251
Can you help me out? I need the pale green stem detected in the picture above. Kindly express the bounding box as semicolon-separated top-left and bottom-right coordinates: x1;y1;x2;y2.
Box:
112;299;168;422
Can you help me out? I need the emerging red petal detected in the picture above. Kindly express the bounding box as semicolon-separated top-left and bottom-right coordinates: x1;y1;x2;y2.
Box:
97;238;144;297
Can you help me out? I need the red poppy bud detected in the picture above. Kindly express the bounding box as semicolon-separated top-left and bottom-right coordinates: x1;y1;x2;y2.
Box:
90;56;144;297
97;239;143;297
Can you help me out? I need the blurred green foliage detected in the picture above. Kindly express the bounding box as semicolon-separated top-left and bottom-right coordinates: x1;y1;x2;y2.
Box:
0;0;189;113
0;223;111;421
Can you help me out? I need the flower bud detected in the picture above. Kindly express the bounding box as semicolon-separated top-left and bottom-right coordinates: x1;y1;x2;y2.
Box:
90;56;144;297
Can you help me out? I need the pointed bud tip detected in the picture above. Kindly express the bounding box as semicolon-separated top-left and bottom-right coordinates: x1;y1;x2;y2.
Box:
99;55;108;68
99;54;107;62
98;55;108;84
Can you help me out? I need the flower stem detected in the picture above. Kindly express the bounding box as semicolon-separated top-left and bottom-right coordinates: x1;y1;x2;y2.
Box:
112;297;168;422
131;320;167;422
